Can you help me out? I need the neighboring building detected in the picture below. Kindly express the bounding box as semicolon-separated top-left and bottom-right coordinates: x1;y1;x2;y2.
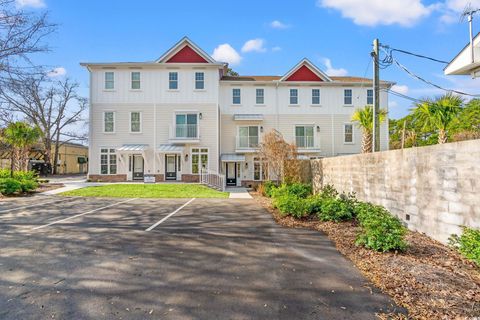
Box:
81;37;391;186
0;141;88;174
444;32;480;78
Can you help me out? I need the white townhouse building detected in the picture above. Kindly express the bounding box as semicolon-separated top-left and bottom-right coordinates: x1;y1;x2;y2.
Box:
81;37;392;187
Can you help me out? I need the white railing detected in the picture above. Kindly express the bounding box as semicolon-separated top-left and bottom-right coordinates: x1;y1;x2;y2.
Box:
236;135;259;149
295;136;315;149
170;124;199;139
200;168;225;191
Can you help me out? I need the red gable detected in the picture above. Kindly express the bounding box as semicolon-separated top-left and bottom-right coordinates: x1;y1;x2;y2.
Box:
166;45;208;63
285;65;323;81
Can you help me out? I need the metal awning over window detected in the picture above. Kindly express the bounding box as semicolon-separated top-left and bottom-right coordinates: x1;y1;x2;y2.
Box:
233;114;263;121
116;144;149;153
221;154;246;162
157;144;184;154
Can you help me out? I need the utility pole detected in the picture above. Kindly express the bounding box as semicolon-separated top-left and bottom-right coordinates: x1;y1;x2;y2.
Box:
372;38;380;152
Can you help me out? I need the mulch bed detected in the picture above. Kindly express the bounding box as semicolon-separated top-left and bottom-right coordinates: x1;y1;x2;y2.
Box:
251;191;480;320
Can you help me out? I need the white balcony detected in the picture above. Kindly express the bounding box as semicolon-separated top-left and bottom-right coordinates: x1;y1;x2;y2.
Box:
295;136;320;152
169;124;200;143
236;135;259;152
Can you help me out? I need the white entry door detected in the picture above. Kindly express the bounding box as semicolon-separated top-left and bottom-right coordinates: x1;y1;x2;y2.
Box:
133;155;144;180
165;155;177;180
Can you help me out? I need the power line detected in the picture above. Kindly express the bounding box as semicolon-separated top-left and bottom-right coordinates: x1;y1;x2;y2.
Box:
382;88;421;103
380;45;449;64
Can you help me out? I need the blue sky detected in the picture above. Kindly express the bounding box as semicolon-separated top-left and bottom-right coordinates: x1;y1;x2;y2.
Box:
21;0;480;119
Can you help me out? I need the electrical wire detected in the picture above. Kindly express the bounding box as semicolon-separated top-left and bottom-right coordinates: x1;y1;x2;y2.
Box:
380;45;449;64
382;88;422;103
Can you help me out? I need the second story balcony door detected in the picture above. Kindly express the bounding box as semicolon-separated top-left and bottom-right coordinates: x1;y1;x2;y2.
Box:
175;114;198;139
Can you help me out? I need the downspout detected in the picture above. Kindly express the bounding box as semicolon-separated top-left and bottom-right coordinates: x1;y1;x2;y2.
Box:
153;103;157;178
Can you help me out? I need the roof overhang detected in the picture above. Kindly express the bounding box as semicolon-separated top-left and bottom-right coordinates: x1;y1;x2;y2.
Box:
221;154;246;162
116;144;149;153
444;32;480;77
157;144;184;154
233;114;264;121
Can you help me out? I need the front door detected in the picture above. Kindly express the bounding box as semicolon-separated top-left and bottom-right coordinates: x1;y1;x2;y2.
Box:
133;155;144;180
226;162;237;186
165;155;177;180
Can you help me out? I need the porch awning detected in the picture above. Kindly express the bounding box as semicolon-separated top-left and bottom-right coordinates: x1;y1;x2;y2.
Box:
233;114;263;121
221;153;246;162
157;144;184;154
116;144;149;152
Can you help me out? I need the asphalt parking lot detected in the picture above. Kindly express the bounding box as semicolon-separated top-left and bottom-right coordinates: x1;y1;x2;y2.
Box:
0;195;403;319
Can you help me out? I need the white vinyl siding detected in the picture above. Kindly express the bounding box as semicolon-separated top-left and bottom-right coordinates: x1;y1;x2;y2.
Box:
100;148;117;174
256;88;264;104
195;72;204;90
131;72;140;90
130;112;141;133
169;72;178;90
290;89;298;105
103;111;115;133
344;89;352;105
232;88;241;104
104;72;114;90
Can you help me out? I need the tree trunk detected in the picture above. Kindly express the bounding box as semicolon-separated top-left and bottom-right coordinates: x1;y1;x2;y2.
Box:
10;149;15;178
53;131;61;175
362;131;373;153
42;137;52;174
438;129;448;144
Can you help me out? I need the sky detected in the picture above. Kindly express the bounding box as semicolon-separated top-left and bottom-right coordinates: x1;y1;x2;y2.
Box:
19;0;480;119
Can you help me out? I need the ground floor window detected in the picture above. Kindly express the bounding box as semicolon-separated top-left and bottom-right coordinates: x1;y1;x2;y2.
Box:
253;157;267;181
192;148;208;174
100;148;117;174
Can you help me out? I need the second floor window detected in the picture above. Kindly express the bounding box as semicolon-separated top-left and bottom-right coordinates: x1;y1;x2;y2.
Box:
344;124;353;143
131;72;140;90
367;89;373;105
290;89;298;105
195;72;204;89
175;113;198;138
295;125;314;148
104;112;115;133
130;112;141;133
232;88;241;104
105;72;114;90
238;126;259;148
256;88;264;104
169;72;178;90
312;89;320;105
344;89;352;105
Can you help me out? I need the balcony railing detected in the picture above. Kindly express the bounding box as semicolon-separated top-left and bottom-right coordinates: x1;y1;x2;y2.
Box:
236;135;259;149
295;136;316;149
170;124;199;140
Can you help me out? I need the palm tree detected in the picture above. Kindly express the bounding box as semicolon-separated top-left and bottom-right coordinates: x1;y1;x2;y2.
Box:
2;122;41;176
412;93;463;144
351;105;387;153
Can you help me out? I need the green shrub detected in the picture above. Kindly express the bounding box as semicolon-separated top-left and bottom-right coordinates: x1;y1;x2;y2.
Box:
319;184;338;199
272;183;312;199
355;202;407;252
273;194;308;218
316;197;353;222
260;181;277;198
0;178;22;195
449;227;480;267
19;179;39;193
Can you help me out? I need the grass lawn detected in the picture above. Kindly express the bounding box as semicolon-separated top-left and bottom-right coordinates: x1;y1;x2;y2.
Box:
61;184;229;198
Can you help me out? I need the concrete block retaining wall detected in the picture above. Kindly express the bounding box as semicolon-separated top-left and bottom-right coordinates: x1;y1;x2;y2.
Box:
310;139;480;244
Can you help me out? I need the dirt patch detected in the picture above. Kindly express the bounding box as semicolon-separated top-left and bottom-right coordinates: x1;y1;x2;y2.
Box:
35;183;64;194
251;191;480;320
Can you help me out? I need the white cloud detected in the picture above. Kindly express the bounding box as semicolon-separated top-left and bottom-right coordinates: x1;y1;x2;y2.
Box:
272;46;282;52
270;20;290;29
241;39;267;53
322;58;348;76
16;0;46;8
391;84;409;95
317;0;436;27
439;0;480;24
389;101;399;109
47;67;66;77
211;44;242;65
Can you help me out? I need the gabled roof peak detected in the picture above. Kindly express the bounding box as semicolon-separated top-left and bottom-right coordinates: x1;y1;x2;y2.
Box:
156;36;217;64
280;58;332;82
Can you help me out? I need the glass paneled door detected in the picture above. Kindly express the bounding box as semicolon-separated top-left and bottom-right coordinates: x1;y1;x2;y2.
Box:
133;155;144;180
226;162;237;186
165;155;177;180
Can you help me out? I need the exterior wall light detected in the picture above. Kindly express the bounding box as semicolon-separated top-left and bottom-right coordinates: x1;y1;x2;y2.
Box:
260;126;264;132
245;162;248;168
199;113;203;120
185;154;189;161
317;126;320;132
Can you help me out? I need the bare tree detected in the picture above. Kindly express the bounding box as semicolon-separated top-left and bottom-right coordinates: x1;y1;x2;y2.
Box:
0;0;55;82
1;75;88;174
258;129;300;184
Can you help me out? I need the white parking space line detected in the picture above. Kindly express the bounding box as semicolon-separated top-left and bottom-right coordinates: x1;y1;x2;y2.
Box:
31;198;138;231
145;198;196;232
0;198;66;214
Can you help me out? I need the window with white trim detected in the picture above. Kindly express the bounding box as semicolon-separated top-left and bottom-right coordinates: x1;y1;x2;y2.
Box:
169;72;178;89
105;72;114;90
131;72;140;90
367;89;373;105
191;148;208;174
232;88;241;104
104;112;115;133
295;125;314;148
256;88;264;104
195;72;204;89
238;126;259;148
175;113;198;138
312;89;320;105
344;124;354;143
130;112;141;133
100;148;117;174
253;157;267;181
344;89;352;105
290;89;298;105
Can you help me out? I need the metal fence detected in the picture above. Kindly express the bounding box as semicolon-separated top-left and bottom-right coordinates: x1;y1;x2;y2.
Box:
200;168;225;191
